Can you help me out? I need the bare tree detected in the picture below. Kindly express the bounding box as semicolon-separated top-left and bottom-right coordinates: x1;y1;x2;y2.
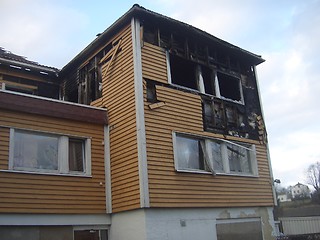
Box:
307;162;320;192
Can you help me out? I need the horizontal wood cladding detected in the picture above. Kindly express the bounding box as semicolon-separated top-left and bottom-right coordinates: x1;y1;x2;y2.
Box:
0;91;108;125
100;24;140;212
144;84;274;208
0;109;106;214
141;42;168;83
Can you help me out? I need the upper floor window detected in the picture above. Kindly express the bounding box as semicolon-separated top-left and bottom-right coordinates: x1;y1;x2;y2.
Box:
9;129;91;176
168;53;243;104
173;132;257;176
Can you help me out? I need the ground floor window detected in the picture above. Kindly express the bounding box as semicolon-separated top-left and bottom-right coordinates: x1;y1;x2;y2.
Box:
216;218;263;240
9;128;91;176
173;132;258;176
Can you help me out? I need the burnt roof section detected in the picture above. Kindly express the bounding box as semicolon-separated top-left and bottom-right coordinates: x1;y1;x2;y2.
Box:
61;4;264;75
0;47;59;75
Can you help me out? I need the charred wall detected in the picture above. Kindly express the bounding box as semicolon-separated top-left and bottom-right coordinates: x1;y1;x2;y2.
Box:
142;19;265;141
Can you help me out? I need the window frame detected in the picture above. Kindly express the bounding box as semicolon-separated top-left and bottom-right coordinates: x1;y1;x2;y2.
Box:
167;52;244;105
216;218;263;240
8;128;91;177
173;132;258;177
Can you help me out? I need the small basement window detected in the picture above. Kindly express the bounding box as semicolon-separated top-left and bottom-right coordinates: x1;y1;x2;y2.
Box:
216;72;243;103
9;129;91;176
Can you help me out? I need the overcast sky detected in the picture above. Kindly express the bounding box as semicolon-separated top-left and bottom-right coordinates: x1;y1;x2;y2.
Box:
1;0;319;189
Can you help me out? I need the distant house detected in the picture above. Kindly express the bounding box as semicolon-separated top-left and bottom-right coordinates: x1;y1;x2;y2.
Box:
278;193;292;202
291;183;311;199
0;5;277;240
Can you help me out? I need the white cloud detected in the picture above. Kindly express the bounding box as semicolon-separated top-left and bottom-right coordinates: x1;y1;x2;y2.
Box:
0;0;90;68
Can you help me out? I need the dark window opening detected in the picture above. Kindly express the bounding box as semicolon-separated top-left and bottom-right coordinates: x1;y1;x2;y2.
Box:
170;54;197;90
143;24;158;45
203;99;225;131
78;59;102;104
217;72;242;102
201;66;214;95
146;80;157;103
1;74;59;99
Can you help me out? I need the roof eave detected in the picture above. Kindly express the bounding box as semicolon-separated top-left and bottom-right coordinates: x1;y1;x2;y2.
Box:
61;4;264;74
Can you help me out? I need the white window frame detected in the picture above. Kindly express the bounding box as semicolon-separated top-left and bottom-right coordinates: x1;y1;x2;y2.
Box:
173;132;258;177
8;128;91;176
215;71;244;104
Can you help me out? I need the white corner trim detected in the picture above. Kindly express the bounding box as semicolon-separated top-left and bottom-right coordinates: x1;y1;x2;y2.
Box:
104;126;112;213
253;66;277;205
166;50;172;84
131;17;150;208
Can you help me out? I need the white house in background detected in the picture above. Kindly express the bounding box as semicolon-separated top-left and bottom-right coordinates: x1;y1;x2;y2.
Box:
278;193;292;203
291;183;311;199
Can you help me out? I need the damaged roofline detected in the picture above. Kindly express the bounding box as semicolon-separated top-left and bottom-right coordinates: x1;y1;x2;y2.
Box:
61;4;264;75
0;57;59;77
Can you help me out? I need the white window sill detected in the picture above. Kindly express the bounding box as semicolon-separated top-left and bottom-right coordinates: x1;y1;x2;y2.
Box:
0;169;92;178
176;169;258;178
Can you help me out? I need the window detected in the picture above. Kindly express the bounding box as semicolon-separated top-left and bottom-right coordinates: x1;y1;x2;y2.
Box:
168;54;244;104
215;72;243;103
175;135;207;171
173;132;257;176
9;129;91;175
169;54;197;90
216;218;263;240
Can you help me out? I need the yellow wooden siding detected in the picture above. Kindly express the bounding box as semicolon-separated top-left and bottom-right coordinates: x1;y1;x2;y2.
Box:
100;25;140;212
0;109;106;214
141;42;168;83
144;84;274;208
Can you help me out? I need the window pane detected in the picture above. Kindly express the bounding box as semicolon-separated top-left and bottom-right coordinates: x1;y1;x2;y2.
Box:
176;135;204;170
227;143;251;173
13;130;58;171
69;138;84;172
209;141;223;172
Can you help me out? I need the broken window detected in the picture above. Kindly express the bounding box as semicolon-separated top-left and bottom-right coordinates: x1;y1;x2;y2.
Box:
200;65;214;95
0;75;59;99
169;54;197;90
216;72;243;103
173;132;257;175
78;58;102;104
203;99;225;131
146;80;157;103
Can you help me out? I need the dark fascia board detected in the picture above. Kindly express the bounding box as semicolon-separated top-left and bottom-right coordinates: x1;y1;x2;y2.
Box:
60;4;264;76
0;90;108;125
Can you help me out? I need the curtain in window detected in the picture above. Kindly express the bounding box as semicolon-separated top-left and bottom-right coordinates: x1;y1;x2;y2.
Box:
68;139;84;172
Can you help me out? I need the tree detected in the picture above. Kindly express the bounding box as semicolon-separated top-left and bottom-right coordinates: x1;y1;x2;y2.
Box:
307;162;320;203
307;162;320;192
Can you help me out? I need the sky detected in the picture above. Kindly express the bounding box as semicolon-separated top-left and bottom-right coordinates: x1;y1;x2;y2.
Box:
1;0;319;189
